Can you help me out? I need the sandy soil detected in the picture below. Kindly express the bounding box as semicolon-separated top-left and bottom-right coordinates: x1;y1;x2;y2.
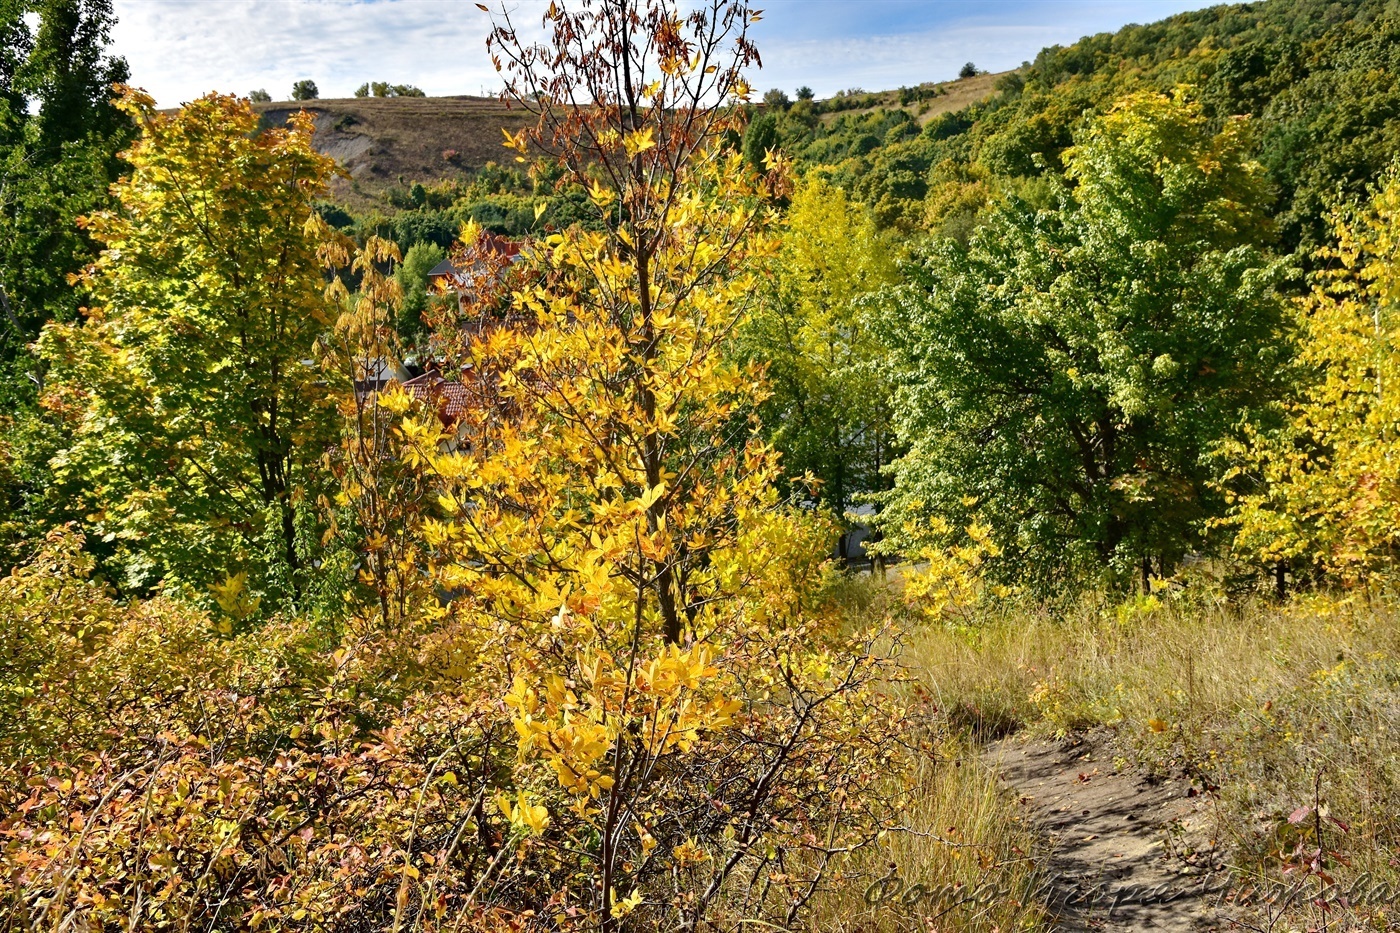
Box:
985;733;1232;932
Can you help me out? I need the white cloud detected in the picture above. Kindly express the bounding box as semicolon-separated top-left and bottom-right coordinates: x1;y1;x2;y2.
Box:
111;0;1218;107
111;0;532;105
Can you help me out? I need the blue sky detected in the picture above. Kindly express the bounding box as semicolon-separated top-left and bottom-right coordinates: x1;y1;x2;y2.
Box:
111;0;1222;107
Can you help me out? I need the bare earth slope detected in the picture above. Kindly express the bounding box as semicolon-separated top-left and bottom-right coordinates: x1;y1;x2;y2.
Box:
255;96;536;210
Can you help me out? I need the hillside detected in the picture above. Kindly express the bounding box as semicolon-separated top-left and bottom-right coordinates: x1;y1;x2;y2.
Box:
254;95;536;211
776;0;1400;250
251;72;1010;215
813;70;1007;126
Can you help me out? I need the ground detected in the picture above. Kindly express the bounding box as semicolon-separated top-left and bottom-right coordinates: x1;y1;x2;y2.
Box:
987;732;1231;932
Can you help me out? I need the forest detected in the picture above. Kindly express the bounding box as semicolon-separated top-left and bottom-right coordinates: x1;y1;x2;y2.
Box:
1;0;1399;930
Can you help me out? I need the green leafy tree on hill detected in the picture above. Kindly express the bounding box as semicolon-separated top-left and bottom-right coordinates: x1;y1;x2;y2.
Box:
876;92;1288;591
291;78;317;100
393;239;445;345
742;110;778;173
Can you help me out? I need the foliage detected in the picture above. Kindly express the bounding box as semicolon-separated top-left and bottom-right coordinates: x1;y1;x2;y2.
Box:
395;239;447;345
760;0;1400;260
38;89;342;601
318;234;441;631
959;62;978;79
249;86;270;102
291;78;318;100
0;0;132;568
0;0;129;378
875;92;1287;591
1219;167;1400;581
368;80;426;98
740;175;899;520
740;109;777;174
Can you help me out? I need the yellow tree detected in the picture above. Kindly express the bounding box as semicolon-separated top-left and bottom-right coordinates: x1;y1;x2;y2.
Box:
385;1;909;927
1220;167;1400;585
38;88;341;602
740;174;900;524
318;234;446;631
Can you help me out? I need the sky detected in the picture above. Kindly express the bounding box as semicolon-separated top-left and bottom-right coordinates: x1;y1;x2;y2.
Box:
110;0;1222;107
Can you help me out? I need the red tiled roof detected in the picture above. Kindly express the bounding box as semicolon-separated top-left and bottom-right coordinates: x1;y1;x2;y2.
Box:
402;371;475;425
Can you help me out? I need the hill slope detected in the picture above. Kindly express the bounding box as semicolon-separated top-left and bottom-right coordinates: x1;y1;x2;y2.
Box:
255;96;536;211
251;72;1010;214
778;0;1400;250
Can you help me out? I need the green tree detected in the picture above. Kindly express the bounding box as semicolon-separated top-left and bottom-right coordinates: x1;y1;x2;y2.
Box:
741;176;899;527
0;0;129;373
393;239;445;345
742;110;777;173
39;90;341;600
249;87;270;102
291;78;317;100
353;82;368;98
876;92;1287;590
959;61;978;79
0;0;131;567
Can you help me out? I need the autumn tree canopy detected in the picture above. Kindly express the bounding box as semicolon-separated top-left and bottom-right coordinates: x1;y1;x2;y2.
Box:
40;89;341;600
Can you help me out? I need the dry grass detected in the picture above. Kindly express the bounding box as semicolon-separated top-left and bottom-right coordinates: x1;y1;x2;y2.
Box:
806;744;1048;933
900;584;1400;931
800;576;1048;932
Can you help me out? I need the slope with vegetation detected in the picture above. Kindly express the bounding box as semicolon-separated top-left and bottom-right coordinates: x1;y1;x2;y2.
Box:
4;0;1400;931
251;94;537;212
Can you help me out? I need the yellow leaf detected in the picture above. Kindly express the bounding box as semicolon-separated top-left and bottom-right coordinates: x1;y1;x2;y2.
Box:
623;127;656;158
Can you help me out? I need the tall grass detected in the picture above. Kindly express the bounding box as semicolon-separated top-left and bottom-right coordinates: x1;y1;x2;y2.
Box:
806;744;1047;932
903;584;1400;930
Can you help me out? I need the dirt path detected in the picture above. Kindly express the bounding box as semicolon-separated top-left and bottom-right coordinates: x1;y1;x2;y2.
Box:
984;733;1231;932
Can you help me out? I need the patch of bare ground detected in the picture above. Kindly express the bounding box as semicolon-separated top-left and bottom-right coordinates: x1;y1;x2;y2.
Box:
253;96;536;211
985;731;1234;932
815;70;1006;126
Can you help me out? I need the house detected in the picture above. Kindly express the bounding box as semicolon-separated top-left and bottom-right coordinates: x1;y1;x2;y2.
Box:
353;356;410;401
428;233;523;299
401;366;484;451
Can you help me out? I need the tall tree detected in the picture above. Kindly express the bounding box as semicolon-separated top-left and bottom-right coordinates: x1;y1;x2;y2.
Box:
0;0;128;364
39;90;341;599
0;0;130;568
740;175;899;523
485;0;774;646
877;92;1287;590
